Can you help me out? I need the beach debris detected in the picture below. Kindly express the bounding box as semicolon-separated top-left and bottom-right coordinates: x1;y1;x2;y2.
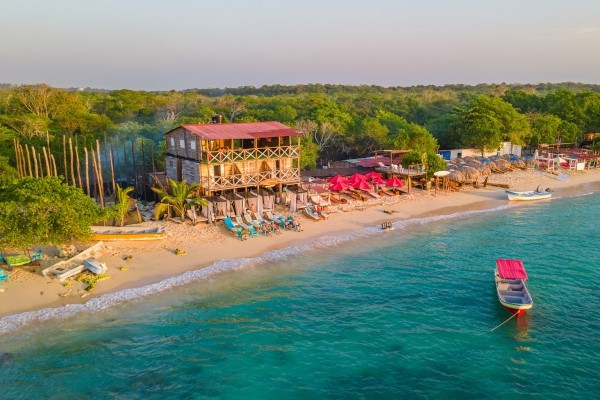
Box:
119;266;128;271
76;271;109;291
58;289;71;297
175;248;186;256
123;255;134;261
81;293;90;298
383;210;398;215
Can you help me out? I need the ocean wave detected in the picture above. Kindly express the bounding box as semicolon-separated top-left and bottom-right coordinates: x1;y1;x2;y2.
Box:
0;203;510;335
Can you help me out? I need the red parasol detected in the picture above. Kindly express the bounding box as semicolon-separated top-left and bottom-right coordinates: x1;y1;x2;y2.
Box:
347;173;367;185
364;171;382;180
351;179;373;190
370;175;387;185
385;177;405;187
328;181;348;192
328;175;348;184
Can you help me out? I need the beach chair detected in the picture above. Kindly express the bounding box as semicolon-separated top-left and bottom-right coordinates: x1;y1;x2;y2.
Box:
234;216;251;231
223;217;240;235
264;211;284;224
0;269;8;284
243;213;262;228
252;212;268;225
248;225;259;237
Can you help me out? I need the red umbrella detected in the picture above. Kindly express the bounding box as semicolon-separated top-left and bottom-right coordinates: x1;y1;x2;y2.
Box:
364;171;382;180
328;182;348;191
370;175;387;185
328;175;348;184
385;177;405;187
351;180;373;190
347;173;367;185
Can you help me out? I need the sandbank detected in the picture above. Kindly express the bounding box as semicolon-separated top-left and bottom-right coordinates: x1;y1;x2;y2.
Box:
2;168;600;319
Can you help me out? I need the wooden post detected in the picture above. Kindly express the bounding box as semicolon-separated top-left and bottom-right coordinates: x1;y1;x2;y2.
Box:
75;142;83;189
50;154;58;177
24;144;33;177
42;147;51;177
84;147;90;196
109;139;116;195
69;137;76;186
63;135;68;180
13;139;23;178
32;146;39;178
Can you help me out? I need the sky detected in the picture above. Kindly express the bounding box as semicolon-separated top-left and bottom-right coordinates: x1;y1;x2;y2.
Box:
1;0;600;90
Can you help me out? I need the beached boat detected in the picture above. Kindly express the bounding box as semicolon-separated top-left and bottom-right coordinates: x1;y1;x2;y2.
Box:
495;259;533;316
91;226;165;241
83;257;108;275
505;188;552;201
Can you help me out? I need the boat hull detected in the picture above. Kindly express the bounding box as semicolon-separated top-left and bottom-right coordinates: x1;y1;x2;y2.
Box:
495;266;533;317
90;226;165;241
505;190;552;201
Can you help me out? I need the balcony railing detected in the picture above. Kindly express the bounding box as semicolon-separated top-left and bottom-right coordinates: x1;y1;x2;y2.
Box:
199;169;300;191
203;146;300;165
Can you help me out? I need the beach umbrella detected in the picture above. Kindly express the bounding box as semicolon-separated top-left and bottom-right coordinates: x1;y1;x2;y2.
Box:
328;181;348;202
351;179;373;190
370;175;386;185
347;173;367;184
385;177;405;187
364;171;382;180
449;170;465;183
328;175;348;184
461;166;481;182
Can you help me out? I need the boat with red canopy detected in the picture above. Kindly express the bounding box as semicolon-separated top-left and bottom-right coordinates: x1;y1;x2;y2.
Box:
495;259;533;316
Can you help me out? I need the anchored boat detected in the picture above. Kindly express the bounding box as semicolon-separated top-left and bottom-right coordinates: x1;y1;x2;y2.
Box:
495;259;533;316
505;187;552;201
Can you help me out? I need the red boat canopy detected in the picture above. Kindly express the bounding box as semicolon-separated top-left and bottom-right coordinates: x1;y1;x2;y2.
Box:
496;259;528;280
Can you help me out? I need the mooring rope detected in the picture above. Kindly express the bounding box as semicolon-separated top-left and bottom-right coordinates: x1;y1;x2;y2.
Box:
490;312;518;332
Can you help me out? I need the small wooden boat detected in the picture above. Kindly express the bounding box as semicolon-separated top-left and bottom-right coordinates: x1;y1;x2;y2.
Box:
505;187;552;201
495;259;533;316
91;226;165;241
83;257;108;274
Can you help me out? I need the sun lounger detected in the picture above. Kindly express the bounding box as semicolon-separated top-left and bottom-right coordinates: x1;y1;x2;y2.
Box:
223;217;240;235
264;211;284;223
235;216;251;230
252;212;268;225
303;206;321;221
243;213;262;227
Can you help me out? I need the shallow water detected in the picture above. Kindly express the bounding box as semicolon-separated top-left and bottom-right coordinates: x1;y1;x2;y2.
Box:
1;190;599;399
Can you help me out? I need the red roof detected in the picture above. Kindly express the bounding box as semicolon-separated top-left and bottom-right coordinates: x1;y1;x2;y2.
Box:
496;259;528;280
174;121;301;140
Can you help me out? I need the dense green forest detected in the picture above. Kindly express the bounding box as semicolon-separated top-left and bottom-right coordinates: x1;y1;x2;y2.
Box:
1;82;600;184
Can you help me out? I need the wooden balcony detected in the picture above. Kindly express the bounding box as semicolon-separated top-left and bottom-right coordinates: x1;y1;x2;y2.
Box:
203;146;299;165
199;169;300;191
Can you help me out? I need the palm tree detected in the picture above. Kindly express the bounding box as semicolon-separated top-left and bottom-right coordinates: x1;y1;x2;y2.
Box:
113;185;134;227
151;179;206;221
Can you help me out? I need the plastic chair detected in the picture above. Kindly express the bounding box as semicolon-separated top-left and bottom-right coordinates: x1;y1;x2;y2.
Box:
0;270;9;284
248;226;259;237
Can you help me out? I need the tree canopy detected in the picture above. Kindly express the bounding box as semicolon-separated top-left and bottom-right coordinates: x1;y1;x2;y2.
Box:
0;177;103;250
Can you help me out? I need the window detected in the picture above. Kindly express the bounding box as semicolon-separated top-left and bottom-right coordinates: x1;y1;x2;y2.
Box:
180;139;185;149
190;140;196;150
170;137;175;146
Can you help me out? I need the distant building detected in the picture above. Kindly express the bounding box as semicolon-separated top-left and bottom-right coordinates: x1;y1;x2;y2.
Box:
438;142;521;160
164;120;302;196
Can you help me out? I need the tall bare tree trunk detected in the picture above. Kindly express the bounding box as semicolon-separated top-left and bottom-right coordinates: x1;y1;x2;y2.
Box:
91;148;104;207
36;153;42;178
69;137;76;186
84;147;90;196
109;140;116;195
75;142;83;189
50;154;58;177
13;139;22;178
32;147;39;178
42;146;51;177
24;144;33;177
63;135;67;180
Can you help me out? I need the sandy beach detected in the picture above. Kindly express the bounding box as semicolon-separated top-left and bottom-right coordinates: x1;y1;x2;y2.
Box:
2;167;600;319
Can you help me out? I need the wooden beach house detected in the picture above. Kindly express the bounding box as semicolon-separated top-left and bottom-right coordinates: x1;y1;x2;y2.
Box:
164;120;302;196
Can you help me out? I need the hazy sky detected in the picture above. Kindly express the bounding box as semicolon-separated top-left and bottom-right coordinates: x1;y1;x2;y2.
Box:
2;0;599;90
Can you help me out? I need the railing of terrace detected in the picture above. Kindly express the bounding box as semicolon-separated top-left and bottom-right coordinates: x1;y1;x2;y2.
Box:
200;169;301;191
203;146;300;165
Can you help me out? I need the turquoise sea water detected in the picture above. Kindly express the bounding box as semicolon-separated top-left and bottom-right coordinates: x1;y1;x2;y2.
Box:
1;188;599;399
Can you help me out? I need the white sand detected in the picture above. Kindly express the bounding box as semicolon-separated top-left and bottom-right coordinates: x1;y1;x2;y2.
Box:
2;168;599;318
